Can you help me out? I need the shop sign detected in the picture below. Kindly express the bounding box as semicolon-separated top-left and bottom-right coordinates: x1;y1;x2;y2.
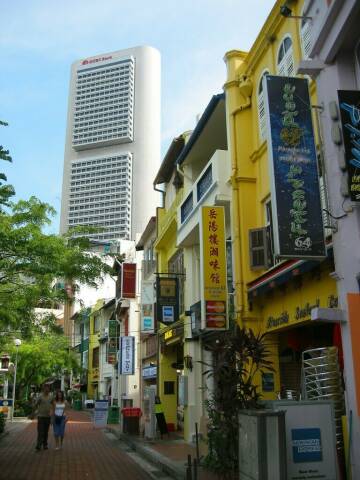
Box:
338;90;360;201
142;366;157;379
291;428;322;463
156;277;179;325
119;336;135;375
141;281;154;332
121;263;137;299
164;329;174;341
262;373;275;392
107;320;118;364
264;76;326;259
200;206;228;330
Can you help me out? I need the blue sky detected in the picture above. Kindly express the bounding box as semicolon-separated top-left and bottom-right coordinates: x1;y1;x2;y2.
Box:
0;0;273;232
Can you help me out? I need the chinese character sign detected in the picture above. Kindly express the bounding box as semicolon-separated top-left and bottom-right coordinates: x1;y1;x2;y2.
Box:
119;336;135;375
264;76;326;259
338;90;360;201
200;206;228;330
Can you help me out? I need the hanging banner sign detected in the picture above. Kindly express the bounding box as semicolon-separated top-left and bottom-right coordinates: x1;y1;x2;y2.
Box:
119;336;135;375
156;277;179;325
141;281;155;332
338;90;360;201
264;75;326;259
121;263;137;298
200;206;228;330
107;319;118;364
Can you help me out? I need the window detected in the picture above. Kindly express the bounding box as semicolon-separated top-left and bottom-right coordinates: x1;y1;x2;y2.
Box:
257;71;269;141
92;347;99;368
168;249;185;315
94;315;100;333
277;36;294;76
300;17;312;59
164;381;175;395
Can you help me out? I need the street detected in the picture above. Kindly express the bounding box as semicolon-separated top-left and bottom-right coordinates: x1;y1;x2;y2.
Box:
0;411;149;480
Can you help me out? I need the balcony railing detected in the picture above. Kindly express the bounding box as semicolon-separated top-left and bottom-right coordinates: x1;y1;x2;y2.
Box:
157;190;184;238
178;150;229;228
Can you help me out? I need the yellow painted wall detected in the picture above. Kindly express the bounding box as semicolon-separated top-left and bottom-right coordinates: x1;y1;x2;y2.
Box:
224;0;324;322
224;0;337;400
159;345;178;427
87;300;102;399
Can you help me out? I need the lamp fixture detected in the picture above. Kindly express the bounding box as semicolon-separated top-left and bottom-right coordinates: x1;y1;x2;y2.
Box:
280;5;312;20
184;355;193;371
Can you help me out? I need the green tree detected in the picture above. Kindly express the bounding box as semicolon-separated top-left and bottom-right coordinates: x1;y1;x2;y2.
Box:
6;333;79;399
0;121;113;332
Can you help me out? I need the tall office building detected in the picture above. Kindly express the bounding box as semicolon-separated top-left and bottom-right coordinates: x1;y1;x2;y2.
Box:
60;46;161;241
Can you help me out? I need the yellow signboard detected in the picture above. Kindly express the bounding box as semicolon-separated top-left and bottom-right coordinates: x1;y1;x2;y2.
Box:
200;206;228;329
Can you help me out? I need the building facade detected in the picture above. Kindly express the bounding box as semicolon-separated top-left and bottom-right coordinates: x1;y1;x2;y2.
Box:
60;46;161;242
224;0;347;470
298;0;360;475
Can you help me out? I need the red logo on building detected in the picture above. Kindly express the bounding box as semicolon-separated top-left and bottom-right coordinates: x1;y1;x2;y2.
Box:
81;55;112;66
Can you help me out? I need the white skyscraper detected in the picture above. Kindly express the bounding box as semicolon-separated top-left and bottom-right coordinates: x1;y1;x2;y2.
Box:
60;46;161;241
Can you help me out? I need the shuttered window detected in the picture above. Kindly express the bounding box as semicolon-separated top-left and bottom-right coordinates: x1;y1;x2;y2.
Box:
249;228;269;270
301;18;312;59
277;36;294;77
258;71;269;142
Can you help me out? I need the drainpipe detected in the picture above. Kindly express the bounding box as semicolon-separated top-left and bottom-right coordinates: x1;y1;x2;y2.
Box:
153;183;165;208
224;57;253;328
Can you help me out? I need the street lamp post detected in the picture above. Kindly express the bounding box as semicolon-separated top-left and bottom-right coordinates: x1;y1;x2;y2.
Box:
10;339;22;422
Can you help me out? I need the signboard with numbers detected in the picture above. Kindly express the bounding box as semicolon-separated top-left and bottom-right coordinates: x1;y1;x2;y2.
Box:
200;206;228;330
264;75;326;259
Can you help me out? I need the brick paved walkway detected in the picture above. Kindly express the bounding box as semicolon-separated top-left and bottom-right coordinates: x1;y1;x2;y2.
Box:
0;411;149;480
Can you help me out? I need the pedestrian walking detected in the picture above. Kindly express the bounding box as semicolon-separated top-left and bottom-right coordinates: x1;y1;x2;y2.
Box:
34;383;52;451
51;390;68;450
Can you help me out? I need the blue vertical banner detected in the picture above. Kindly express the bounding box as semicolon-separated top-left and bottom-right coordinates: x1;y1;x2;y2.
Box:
264;76;326;259
338;90;360;201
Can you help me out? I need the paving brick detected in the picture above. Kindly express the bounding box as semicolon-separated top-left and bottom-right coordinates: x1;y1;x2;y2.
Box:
0;410;149;480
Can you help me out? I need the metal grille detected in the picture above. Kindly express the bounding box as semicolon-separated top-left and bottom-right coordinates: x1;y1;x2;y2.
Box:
302;347;345;450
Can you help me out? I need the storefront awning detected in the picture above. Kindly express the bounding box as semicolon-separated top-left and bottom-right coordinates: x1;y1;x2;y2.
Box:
248;245;333;300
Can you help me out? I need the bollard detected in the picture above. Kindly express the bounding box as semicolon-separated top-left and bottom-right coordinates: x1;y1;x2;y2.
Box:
193;457;198;480
195;422;200;464
186;454;193;480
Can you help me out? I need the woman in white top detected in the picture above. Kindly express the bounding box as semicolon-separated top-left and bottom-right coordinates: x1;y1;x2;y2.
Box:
51;390;68;450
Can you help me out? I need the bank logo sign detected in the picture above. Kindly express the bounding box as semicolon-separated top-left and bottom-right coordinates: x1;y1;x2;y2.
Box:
291;428;322;463
264;76;326;259
338;90;360;201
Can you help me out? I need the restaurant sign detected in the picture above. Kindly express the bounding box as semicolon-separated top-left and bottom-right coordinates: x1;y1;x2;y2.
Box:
264;76;326;259
200;206;228;330
338;90;360;201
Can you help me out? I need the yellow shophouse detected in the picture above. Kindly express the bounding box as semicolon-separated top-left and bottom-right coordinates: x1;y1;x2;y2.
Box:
224;0;341;402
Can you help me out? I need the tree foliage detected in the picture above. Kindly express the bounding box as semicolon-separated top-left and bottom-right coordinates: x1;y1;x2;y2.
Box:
0;121;113;331
202;326;274;479
6;333;79;398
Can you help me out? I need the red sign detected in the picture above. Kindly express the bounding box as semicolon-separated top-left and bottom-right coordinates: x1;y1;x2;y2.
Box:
81;55;112;66
121;263;137;298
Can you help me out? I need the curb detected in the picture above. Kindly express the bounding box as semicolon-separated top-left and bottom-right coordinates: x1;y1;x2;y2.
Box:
107;426;184;480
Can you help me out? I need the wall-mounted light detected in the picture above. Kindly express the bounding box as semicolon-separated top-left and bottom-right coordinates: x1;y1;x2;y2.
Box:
184;355;193;371
280;5;312;20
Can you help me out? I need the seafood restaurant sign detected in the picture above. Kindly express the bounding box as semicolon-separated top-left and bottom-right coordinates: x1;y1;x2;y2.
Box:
264;76;326;259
